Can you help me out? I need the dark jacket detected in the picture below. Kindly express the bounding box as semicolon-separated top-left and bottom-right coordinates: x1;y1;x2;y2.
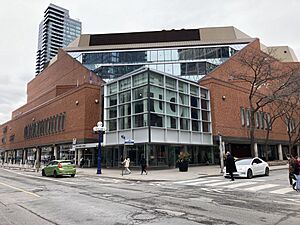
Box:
293;161;300;175
140;158;146;167
226;155;237;173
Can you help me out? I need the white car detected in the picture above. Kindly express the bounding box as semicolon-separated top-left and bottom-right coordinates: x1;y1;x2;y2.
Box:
223;157;270;179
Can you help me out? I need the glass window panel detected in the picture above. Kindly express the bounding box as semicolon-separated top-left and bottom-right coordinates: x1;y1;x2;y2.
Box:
192;120;200;131
166;103;177;116
202;122;210;132
180;63;187;75
255;111;259;128
173;64;181;75
191;109;200;120
119;78;131;91
205;48;217;58
179;93;189;105
150;72;163;86
133;100;146;114
165;64;173;74
134;114;147;127
150;51;157;61
150;99;164;113
109;107;117;118
187;63;197;75
180;118;190;130
164;50;172;61
119;117;131;130
133;73;148;87
197;62;206;75
178;81;188;93
246;109;250;127
150;113;164;127
157;51;164;61
200;89;208;99
119;91;131;103
119;104;131;116
260;111;264;129
190;96;199;107
133;86;148;100
201;99;209;110
108;119;117;131
150;86;164;99
166;116;177;129
171;50;179;61
190;85;199;96
267;113;272;130
156;64;164;72
180;106;190;118
241;108;245;127
166;77;176;90
108;82;117;94
201;110;209;121
148;64;157;70
221;47;229;58
166;90;177;103
109;95;117;106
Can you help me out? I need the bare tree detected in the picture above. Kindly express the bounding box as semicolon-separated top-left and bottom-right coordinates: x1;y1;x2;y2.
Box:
229;47;299;157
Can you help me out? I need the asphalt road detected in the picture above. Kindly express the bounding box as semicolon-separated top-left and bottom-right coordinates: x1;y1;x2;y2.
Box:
0;168;300;225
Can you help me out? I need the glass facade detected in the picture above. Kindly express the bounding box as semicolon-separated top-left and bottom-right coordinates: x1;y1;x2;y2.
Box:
69;44;246;82
105;70;211;133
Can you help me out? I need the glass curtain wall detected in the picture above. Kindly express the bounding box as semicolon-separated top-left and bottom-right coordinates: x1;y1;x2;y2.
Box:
69;44;246;82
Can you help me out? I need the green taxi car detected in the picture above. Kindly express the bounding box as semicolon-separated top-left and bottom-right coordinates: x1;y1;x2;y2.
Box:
42;160;76;177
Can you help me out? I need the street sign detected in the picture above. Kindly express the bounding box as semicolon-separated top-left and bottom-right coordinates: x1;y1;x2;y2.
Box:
124;139;134;146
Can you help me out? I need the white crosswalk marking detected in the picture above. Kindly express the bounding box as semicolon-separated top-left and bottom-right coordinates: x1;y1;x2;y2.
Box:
270;188;294;194
243;184;279;192
205;181;234;187
224;182;257;189
174;178;205;184
185;180;220;186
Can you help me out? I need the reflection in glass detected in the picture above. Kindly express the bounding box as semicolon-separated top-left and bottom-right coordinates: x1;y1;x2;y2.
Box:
150;113;164;127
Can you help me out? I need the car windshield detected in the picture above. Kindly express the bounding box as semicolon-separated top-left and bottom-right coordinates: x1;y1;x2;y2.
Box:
235;159;252;165
60;161;73;165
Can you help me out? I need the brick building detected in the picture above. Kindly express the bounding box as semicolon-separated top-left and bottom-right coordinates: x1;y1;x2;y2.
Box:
0;50;104;167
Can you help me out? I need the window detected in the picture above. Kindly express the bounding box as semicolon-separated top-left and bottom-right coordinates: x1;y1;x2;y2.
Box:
190;85;199;96
133;100;145;114
179;94;189;105
119;91;131;103
133;73;147;87
133;87;147;100
150;86;164;99
109;95;117;106
180;118;190;130
150;73;163;86
166;77;176;90
119;117;131;130
150;100;164;113
178;81;188;93
108;120;117;131
255;112;259;128
108;82;117;94
119;104;131;116
119;78;131;91
191;96;199;107
246;109;250;127
192;121;200;131
150;114;164;127
134;114;147;127
202;122;210;132
166;116;177;129
240;107;245;127
260;112;264;129
267;113;272;130
202;110;209;121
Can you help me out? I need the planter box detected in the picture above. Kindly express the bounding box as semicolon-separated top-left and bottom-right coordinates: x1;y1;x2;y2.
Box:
178;161;189;172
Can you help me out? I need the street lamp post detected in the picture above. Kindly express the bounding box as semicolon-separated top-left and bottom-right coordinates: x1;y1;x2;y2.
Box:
93;121;106;174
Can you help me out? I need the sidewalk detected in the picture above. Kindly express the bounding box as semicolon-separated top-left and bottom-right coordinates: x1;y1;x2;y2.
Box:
76;164;288;182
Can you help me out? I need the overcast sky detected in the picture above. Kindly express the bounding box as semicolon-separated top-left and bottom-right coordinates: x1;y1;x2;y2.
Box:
0;0;299;124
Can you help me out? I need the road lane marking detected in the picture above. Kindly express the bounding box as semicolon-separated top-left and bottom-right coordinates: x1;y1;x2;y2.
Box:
0;181;40;198
224;182;257;189
270;188;294;194
243;184;279;192
1;168;77;185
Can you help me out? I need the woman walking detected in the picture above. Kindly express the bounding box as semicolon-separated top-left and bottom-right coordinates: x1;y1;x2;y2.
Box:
123;157;131;174
140;155;148;175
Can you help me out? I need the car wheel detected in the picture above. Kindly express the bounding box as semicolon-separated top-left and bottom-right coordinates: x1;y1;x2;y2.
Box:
42;169;46;177
247;169;253;179
71;174;75;178
265;167;270;176
53;170;58;178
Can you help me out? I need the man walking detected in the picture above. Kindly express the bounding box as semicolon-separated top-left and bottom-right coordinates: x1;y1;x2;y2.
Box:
225;151;237;181
140;155;148;175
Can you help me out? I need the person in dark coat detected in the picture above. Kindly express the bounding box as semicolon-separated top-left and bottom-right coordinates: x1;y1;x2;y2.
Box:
225;151;237;181
140;155;148;175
